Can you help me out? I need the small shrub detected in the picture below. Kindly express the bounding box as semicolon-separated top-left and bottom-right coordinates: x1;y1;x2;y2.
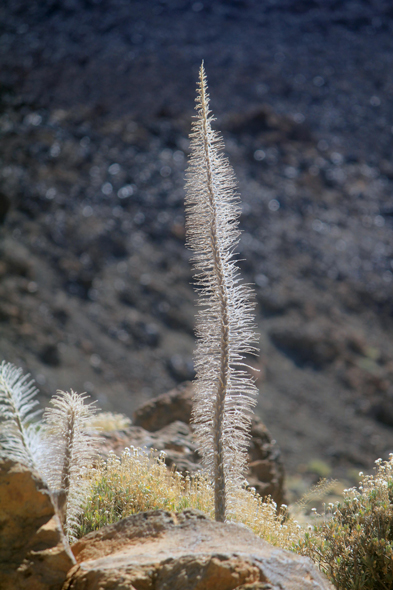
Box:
295;456;393;590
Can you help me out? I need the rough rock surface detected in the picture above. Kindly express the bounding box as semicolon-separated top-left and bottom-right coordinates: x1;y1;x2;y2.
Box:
65;509;332;590
0;459;75;590
133;381;194;432
99;382;285;506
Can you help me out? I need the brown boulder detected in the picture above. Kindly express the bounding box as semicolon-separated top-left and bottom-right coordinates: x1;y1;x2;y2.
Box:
130;383;285;506
0;459;76;590
133;381;194;431
247;419;285;506
65;509;332;590
98;420;201;473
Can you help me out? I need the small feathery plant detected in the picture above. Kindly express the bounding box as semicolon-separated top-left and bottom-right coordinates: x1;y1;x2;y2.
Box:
41;390;99;540
0;360;99;542
185;62;259;522
0;360;43;470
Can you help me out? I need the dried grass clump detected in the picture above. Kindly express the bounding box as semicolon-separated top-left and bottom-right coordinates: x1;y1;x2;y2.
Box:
86;411;131;432
77;448;212;537
230;488;302;549
295;455;393;590
77;446;302;548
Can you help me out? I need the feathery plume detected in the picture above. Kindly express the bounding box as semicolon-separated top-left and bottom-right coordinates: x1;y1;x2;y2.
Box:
185;63;259;521
42;390;99;540
0;361;43;469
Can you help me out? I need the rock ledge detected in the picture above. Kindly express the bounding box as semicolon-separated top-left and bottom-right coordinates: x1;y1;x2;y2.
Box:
65;509;333;590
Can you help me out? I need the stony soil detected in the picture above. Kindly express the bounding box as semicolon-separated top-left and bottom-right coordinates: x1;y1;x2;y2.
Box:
1;0;393;494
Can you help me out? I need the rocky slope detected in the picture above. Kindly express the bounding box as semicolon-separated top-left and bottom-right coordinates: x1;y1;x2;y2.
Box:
0;0;393;489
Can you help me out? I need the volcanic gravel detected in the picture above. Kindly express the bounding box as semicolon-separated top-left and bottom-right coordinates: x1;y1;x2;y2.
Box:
1;0;393;487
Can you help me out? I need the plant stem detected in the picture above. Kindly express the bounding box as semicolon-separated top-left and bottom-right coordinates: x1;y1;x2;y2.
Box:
60;405;75;525
199;66;229;522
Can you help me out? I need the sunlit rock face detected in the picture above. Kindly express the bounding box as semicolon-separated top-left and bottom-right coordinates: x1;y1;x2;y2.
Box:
67;509;333;590
0;459;75;590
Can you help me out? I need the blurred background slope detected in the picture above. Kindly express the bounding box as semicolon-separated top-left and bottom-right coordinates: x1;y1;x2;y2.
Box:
0;0;393;484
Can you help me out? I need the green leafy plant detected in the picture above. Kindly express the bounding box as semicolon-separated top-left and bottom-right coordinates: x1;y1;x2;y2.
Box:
295;456;393;589
185;62;259;522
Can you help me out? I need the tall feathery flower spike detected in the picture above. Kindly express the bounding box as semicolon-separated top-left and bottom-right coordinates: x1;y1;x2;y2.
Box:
185;62;259;522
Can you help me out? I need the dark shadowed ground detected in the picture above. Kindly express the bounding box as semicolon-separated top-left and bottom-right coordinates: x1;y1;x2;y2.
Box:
1;0;393;495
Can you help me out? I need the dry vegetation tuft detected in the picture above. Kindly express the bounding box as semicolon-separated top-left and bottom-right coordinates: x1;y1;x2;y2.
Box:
77;446;301;548
86;411;131;432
